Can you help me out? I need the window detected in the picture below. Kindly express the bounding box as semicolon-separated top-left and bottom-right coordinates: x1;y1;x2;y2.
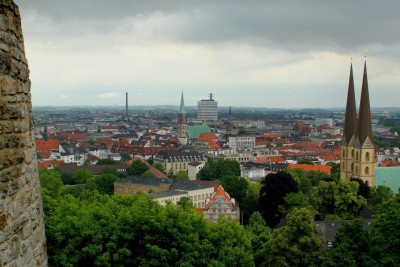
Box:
342;162;345;171
342;149;345;157
366;152;370;161
356;152;359;161
365;167;369;175
356;166;359;174
351;162;354;171
351;150;354;158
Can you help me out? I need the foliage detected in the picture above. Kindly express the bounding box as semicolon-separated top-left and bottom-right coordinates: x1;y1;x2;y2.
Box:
241;180;261;225
326;162;340;182
350;177;371;200
120;152;132;162
44;193;254;266
279;192;314;217
96;158;119;165
368;193;400;266
142;170;155;177
262;208;323;267
312;180;367;219
175;170;189;180
297;158;314;165
152;162;165;174
71;169;95;185
246;212;271;266
95;173;120;195
221;175;248;205
39;169;64;198
259;171;299;227
368;185;393;208
327;219;370;267
127;160;149;176
197;158;240;181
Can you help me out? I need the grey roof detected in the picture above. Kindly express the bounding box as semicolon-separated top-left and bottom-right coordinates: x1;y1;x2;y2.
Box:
151;190;187;198
116;176;172;186
171;180;214;191
60;163;129;175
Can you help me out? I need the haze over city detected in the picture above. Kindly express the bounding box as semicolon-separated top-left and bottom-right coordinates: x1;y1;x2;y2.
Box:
15;0;400;108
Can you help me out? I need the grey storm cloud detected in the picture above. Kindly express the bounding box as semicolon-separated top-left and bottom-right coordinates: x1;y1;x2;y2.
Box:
16;0;400;52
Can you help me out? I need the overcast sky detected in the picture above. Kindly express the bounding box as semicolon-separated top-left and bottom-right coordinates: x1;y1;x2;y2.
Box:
14;0;400;108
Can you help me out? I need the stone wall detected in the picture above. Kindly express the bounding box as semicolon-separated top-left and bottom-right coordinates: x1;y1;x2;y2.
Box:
0;1;48;266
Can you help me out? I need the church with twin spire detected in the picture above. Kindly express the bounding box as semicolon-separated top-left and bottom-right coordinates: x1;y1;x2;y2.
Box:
340;61;375;187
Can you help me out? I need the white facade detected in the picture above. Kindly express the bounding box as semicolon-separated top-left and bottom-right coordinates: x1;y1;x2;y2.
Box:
197;99;218;121
187;162;205;180
241;167;266;180
228;136;256;150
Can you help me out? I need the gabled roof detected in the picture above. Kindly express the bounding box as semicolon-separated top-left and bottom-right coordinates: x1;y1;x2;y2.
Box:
35;139;60;151
197;132;217;142
202;186;236;211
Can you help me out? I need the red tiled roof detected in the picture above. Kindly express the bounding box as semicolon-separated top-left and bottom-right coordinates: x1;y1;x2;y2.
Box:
256;156;285;163
321;155;338;161
288;163;332;174
208;140;221;150
38;160;64;170
127;157;168;178
38;151;52;160
201;186;236;211
197;133;218;142
259;133;282;139
35;139;60;151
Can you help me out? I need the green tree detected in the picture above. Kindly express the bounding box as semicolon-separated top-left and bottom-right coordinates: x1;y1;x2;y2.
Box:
197;158;240;181
312;180;366;219
39;169;64;198
326;219;370;267
279;192;313;217
127;160;149;176
259;171;299;227
95;173;120;195
175;170;189;180
152;162;165;173
368;185;393;208
142;170;155;177
71;169;95;185
368;193;400;266
221;175;248;205
167;168;175;178
120;152;132;162
246;212;271;266
241;180;261;225
262;208;323;267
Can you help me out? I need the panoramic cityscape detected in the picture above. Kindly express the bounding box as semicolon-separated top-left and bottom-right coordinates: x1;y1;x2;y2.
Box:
2;1;400;267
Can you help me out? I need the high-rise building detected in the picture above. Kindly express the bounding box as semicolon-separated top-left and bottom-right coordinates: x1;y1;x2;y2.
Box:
177;93;188;145
197;93;218;121
340;61;375;187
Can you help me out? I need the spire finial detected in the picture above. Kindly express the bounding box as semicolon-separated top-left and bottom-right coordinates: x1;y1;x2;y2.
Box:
364;48;368;59
350;51;354;62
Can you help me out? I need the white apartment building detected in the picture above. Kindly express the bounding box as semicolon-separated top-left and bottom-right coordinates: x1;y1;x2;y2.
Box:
228;136;256;150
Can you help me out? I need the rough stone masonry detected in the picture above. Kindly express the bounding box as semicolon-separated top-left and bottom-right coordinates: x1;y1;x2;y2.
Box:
0;0;48;266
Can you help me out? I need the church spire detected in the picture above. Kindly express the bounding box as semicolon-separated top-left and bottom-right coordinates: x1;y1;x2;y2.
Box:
43;124;48;142
342;63;357;145
180;92;186;114
357;61;373;146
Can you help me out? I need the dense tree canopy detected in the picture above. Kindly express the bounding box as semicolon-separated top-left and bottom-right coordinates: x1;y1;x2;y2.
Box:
127;160;149;176
259;171;299;227
197;158;240;181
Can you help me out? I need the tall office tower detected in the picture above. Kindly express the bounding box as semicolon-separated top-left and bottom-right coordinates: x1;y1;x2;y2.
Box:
197;93;218;121
340;61;375;187
177;93;188;145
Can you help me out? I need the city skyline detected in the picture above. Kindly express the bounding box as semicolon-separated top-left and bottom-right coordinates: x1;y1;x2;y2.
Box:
16;0;400;108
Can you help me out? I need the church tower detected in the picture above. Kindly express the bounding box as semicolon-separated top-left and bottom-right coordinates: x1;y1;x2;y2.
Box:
340;63;358;180
177;93;188;145
354;61;375;186
340;61;375;187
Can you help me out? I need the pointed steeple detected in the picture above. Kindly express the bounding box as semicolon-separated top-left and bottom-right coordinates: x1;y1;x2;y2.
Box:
43;124;48;142
180;92;186;114
342;63;357;145
357;61;373;146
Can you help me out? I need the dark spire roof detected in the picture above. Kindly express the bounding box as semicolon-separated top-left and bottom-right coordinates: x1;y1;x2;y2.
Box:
357;61;373;145
342;63;357;144
43;124;48;142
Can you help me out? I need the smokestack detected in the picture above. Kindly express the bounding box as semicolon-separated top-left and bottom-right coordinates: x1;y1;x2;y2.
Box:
126;92;128;116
